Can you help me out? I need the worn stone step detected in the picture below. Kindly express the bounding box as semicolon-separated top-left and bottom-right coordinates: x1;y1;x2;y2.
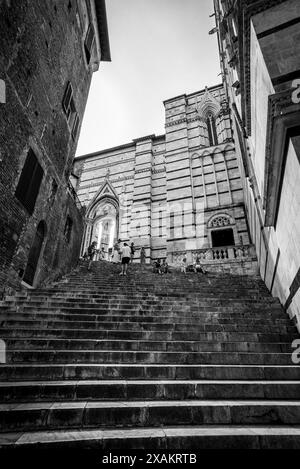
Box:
4;349;295;365
0;311;290;324
1;319;295;334
1;400;300;433
0;327;297;343
2;425;300;450
2;338;294;353
1;380;300;402
1;364;299;381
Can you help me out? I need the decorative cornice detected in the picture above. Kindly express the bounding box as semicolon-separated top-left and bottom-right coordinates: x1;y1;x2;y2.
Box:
133;134;156;143
165;118;187;128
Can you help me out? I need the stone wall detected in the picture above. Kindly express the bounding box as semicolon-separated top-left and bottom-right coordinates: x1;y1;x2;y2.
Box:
0;0;103;295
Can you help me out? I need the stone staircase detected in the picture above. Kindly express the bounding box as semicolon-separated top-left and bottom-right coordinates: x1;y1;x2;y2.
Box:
0;260;299;452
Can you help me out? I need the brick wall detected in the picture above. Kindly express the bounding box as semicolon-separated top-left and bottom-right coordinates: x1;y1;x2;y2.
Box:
0;0;95;295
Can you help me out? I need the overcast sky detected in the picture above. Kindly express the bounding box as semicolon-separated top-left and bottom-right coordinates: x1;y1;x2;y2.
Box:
76;0;220;157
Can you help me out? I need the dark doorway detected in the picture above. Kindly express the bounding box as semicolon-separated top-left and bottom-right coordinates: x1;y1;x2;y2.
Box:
211;228;235;247
23;221;46;286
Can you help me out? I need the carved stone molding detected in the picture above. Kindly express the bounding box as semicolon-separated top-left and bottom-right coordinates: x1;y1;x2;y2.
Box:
264;89;300;226
237;0;287;135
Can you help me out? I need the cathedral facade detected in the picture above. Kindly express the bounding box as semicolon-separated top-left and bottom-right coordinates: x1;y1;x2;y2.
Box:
74;84;253;266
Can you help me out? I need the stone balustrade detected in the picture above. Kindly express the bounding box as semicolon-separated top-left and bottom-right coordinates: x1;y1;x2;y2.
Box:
169;244;258;276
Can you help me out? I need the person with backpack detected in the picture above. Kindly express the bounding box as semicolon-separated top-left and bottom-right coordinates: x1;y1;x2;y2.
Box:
120;242;131;276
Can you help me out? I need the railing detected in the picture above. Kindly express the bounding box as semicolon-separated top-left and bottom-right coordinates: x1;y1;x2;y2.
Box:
171;245;256;265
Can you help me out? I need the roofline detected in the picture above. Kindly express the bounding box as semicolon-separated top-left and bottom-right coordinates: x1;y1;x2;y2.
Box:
163;83;224;105
75;134;166;161
94;0;111;62
75;141;135;161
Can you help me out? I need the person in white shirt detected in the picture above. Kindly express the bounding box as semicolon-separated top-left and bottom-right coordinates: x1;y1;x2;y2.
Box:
120;242;131;276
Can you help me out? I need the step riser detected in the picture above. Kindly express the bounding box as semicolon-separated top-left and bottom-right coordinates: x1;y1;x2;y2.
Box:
2;433;300;450
2;340;294;353
0;311;287;321
2;403;300;433
2;365;300;381
1;320;296;333
0;328;296;342
1;383;300;402
5;350;295;365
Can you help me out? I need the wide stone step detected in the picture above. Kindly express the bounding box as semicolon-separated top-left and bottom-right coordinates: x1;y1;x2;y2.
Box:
1;304;283;315
4;349;294;365
2;338;293;353
0;327;297;343
0;311;290;324
1;364;299;381
1;319;295;333
1;380;300;402
1;400;300;432
2;299;279;310
2;425;299;450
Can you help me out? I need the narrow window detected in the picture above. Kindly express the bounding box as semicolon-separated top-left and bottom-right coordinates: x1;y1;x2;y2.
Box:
170;212;175;238
206;114;218;146
15;149;44;215
64;216;73;243
62;82;74;119
159;211;163;238
84;23;95;64
72;113;80;140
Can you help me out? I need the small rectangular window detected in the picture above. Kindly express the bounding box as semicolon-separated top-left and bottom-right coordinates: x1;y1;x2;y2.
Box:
62;82;74;118
64;216;73;243
84;23;95;64
15;149;44;215
72;113;80;140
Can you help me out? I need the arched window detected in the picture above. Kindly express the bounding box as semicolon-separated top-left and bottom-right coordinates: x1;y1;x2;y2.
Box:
206;113;218;146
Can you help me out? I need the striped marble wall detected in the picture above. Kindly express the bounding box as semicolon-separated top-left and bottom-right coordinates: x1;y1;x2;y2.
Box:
74;84;250;263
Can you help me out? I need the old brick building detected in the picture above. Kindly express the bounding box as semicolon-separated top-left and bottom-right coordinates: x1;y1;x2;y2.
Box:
0;0;110;295
74;83;256;273
213;0;300;329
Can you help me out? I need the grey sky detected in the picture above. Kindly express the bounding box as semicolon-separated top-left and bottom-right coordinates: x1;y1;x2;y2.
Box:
76;0;220;156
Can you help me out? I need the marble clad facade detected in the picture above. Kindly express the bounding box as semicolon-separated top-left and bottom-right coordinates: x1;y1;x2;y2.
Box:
213;0;300;329
74;84;251;264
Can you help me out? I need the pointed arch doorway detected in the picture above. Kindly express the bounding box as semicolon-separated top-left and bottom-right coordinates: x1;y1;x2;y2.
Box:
82;179;120;259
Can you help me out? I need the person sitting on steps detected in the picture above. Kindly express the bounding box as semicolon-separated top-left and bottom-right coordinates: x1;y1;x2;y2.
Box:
153;259;162;274
193;256;207;275
120;242;131;276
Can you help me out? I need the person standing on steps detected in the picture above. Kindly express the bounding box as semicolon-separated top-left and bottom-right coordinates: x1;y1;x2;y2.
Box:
161;258;169;274
112;240;120;263
87;241;97;270
130;242;135;263
140;246;146;265
120;242;131;276
180;255;187;274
